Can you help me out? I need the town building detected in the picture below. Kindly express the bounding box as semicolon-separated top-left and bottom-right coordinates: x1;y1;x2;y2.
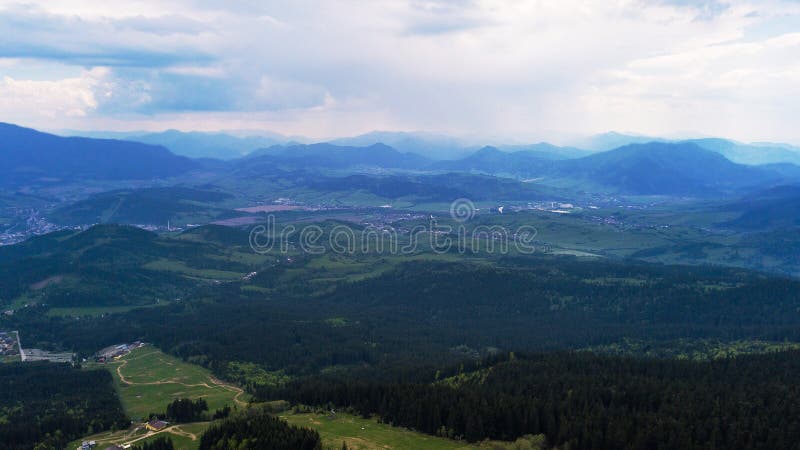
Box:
145;419;168;431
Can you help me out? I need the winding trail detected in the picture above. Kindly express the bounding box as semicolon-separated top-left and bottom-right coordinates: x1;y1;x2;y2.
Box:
114;349;248;406
166;424;199;441
113;422;204;447
210;375;248;406
73;347;249;448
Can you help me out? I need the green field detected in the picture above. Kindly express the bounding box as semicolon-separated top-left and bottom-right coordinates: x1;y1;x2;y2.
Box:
72;347;491;450
135;422;210;449
101;346;248;420
143;258;246;281
0;354;20;363
71;346;249;450
46;303;163;317
281;412;481;450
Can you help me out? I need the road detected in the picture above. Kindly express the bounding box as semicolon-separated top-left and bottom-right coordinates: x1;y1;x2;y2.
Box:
15;330;26;362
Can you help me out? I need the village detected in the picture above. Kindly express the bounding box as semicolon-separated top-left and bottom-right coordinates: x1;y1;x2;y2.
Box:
0;330;18;357
0;329;79;364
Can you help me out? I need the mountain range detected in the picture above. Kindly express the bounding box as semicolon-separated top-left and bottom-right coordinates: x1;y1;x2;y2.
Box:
243;142;430;170
4;123;800;198
127;130;295;160
686;138;800;166
551;142;782;196
0;123;196;186
433;146;556;177
55;126;800;166
328;131;471;160
431;143;791;196
59;129;303;160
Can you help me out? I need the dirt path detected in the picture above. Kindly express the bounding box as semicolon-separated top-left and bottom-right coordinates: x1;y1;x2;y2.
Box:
83;425;147;447
114;350;248;405
114;351;214;388
77;348;246;448
124;430;159;446
75;421;208;448
210;376;248;406
167;424;200;441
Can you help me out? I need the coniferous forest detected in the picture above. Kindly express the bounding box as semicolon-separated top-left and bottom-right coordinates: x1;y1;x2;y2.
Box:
164;398;209;423
283;351;800;449
6;251;800;448
10;258;800;377
198;408;322;450
0;363;127;450
133;437;175;450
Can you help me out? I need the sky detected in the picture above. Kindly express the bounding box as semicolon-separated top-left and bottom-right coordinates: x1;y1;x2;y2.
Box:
1;0;800;144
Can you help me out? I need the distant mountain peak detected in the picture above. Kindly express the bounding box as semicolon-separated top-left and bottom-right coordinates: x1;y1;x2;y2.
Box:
239;142;429;171
555;141;776;196
474;145;502;154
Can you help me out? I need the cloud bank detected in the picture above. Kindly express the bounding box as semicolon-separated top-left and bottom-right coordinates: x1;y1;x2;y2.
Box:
1;0;799;143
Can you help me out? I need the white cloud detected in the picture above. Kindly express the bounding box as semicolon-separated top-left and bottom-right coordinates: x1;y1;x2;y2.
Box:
0;68;101;119
1;0;800;143
254;76;330;110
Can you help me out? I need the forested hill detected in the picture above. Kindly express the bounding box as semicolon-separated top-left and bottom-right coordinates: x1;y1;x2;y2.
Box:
0;224;260;308
4;226;800;448
285;350;800;449
9;253;800;380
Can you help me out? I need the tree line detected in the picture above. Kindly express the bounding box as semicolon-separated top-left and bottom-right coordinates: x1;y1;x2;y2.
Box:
199;407;322;450
281;350;800;450
0;362;127;450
